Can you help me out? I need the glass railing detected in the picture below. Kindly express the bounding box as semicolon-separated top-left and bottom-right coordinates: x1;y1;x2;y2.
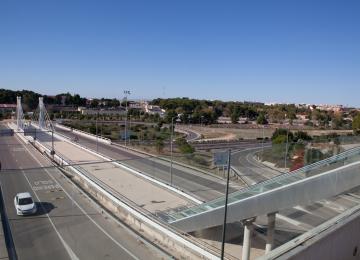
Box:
167;146;360;223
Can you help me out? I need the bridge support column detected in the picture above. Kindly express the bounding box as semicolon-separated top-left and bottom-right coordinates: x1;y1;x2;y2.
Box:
241;217;256;260
265;212;277;254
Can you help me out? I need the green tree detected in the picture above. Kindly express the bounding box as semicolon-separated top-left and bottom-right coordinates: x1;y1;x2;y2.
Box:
256;113;268;125
230;106;240;124
155;138;164;153
175;137;195;154
352;114;360;135
294;131;312;142
165;109;177;123
271;128;293;143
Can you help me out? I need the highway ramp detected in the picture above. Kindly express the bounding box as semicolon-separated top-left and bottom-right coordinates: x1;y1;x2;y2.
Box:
0;127;169;260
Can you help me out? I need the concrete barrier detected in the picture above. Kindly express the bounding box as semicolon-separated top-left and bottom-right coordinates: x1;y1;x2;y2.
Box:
10;124;221;260
55;123;112;145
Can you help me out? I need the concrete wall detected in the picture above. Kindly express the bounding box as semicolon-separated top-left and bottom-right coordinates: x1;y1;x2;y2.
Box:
277;209;360;260
55;123;112;145
10;125;219;260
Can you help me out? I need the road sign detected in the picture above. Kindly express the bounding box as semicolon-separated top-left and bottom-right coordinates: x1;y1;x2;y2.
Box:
0;129;14;136
120;131;132;140
214;151;229;166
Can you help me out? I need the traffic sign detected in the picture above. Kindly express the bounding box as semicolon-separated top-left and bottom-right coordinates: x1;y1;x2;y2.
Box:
214;151;229;166
120;131;132;140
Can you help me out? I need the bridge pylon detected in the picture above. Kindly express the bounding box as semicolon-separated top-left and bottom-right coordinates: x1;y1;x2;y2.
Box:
16;96;25;130
32;97;54;131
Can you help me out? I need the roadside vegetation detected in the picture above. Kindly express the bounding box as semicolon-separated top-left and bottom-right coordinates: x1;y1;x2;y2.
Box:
259;128;360;171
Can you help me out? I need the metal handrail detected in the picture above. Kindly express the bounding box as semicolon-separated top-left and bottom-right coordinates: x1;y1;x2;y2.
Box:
167;146;360;221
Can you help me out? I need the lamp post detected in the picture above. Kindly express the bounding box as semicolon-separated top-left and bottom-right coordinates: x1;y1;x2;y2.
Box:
220;149;231;259
96;112;99;152
129;115;132;146
51;129;55;157
284;115;289;171
123;90;131;146
261;125;265;160
170;116;176;186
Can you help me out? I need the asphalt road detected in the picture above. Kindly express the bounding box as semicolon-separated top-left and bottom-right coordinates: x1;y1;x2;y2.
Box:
50;126;360;255
231;146;281;185
54;126;245;201
0;130;168;260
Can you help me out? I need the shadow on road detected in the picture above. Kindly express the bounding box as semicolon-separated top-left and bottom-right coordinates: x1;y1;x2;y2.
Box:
35;201;55;216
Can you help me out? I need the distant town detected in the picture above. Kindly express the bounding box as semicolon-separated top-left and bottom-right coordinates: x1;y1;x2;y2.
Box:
1;88;359;133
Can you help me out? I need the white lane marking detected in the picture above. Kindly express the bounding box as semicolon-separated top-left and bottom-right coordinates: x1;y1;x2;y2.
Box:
293;206;314;215
347;193;360;200
19;136;140;260
276;214;313;229
19;167;79;260
318;200;347;213
339;194;360;204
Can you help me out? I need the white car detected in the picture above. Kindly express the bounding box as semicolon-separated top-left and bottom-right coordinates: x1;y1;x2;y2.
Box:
14;192;37;216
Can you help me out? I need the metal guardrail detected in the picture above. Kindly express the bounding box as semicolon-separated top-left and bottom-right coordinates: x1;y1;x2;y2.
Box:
0;182;17;260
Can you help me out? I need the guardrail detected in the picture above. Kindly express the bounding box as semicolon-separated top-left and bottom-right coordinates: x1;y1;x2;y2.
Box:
237;146;360;196
19;127;223;259
0;182;17;260
55;123;111;145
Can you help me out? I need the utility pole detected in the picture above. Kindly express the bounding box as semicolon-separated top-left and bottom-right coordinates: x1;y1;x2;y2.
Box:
96;112;99;152
50;129;55;158
285;125;289;170
220;149;231;260
170;116;175;186
261;125;265;160
284;113;289;171
123;90;131;147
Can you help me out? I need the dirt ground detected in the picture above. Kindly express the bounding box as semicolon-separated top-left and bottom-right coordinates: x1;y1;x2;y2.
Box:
184;125;353;141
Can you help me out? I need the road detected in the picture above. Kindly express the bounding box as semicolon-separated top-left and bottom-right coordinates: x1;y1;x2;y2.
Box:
0;127;169;260
54;125;245;201
231;146;281;185
51;125;360;257
229;144;360;254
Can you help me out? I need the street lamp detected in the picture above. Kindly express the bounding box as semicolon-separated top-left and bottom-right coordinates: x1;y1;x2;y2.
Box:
220;149;231;260
50;129;55;157
170;116;176;186
284;114;289;171
123;90;131;147
96;112;99;152
261;125;265;160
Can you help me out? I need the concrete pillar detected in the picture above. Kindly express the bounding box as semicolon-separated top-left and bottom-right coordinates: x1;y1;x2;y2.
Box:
242;218;256;260
265;212;276;254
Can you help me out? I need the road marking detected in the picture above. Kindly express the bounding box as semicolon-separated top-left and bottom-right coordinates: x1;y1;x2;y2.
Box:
293;206;316;215
318;200;346;213
276;213;313;229
19;167;79;260
339;194;360;203
347;193;360;200
19;136;140;260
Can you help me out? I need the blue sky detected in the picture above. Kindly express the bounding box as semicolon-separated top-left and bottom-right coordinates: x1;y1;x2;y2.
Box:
1;0;359;106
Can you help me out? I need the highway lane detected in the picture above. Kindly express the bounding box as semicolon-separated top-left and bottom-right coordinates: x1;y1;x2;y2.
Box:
0;132;169;259
50;126;360;250
231;146;281;184
54;126;242;201
229;144;360;249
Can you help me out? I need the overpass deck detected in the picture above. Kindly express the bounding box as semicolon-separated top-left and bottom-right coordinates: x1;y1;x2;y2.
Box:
16;126;196;214
168;147;360;232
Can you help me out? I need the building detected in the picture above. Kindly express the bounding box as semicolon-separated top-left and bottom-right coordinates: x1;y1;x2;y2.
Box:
78;107;126;116
144;103;165;116
0;104;17;113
